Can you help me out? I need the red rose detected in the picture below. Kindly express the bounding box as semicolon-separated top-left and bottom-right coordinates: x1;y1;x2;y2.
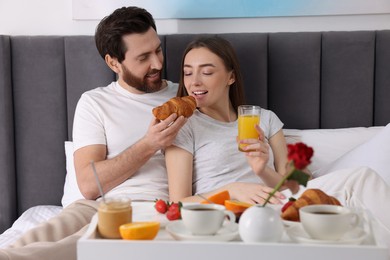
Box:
263;142;313;207
287;142;314;170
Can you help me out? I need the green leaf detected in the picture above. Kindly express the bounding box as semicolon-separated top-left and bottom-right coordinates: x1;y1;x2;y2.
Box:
287;169;310;187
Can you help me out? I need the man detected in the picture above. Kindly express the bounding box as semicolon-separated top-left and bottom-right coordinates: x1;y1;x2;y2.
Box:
0;6;185;260
73;6;185;202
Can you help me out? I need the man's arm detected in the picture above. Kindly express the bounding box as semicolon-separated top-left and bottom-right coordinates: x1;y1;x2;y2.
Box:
74;113;187;200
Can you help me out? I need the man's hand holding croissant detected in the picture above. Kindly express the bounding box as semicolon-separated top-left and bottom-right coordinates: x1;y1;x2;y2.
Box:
142;96;196;151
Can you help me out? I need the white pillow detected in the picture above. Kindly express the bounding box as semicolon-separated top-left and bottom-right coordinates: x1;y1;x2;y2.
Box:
62;141;84;208
283;126;384;173
313;123;390;185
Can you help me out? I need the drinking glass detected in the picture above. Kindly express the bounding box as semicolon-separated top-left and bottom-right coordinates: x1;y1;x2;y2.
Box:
238;105;261;152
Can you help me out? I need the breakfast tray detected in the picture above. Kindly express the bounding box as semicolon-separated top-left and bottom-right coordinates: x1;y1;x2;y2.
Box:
77;205;389;260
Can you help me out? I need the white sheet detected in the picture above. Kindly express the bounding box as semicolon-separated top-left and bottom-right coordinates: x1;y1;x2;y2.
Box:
0;205;62;248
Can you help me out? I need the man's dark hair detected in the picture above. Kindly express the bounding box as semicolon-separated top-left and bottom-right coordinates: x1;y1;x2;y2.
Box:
95;6;157;62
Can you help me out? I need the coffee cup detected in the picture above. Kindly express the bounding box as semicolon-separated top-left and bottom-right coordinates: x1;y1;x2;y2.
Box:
181;204;236;236
97;197;132;239
299;205;359;240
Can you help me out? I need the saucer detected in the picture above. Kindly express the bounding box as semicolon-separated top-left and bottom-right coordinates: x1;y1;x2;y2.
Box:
166;220;239;241
286;224;368;245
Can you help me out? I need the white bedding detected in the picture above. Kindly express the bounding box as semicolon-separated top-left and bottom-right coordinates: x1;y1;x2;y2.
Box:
1;124;389;248
0;205;62;248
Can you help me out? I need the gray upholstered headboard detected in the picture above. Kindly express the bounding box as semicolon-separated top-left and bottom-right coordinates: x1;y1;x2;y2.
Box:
0;30;389;232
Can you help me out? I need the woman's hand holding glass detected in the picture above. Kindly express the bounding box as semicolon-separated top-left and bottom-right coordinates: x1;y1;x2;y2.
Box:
239;125;269;176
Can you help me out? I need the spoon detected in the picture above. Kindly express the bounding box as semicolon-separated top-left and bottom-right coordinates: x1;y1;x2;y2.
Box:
91;160;106;203
196;193;215;204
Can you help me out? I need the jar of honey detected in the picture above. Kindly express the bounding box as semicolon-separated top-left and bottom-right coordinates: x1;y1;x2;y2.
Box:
97;197;132;239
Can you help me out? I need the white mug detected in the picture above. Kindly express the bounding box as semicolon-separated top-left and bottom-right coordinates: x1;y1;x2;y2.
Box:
299;205;360;240
181;204;236;236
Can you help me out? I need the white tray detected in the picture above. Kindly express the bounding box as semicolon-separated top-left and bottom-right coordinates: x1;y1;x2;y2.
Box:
77;202;389;260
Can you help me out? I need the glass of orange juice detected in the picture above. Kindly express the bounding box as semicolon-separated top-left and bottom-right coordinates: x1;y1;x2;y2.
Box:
238;105;261;152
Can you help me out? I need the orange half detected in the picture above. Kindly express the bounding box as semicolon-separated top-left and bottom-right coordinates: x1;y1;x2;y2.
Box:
224;200;253;214
119;222;160;240
201;190;231;205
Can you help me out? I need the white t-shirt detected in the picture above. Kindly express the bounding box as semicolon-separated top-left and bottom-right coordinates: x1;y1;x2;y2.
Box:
73;80;178;201
172;108;284;194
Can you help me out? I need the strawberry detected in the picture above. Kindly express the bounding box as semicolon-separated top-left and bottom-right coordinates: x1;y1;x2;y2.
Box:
154;199;169;214
166;202;182;221
281;197;296;213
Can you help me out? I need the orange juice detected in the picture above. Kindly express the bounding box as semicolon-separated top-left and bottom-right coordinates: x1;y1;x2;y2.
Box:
98;198;132;239
238;114;260;151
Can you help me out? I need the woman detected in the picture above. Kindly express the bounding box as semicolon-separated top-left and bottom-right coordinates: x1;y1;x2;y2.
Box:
165;36;291;204
165;36;390;249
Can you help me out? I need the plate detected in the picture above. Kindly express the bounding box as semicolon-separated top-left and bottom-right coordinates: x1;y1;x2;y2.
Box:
166;220;239;241
286;224;368;245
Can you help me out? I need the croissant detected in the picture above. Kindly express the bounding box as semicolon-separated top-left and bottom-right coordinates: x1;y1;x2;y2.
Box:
281;189;341;222
152;96;197;120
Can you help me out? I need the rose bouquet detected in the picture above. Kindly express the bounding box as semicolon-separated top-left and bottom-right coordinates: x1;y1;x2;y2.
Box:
262;142;314;207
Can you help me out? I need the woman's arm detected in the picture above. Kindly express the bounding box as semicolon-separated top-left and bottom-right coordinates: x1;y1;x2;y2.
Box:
174;182;286;204
243;128;287;187
268;129;289;177
165;145;194;202
260;129;312;193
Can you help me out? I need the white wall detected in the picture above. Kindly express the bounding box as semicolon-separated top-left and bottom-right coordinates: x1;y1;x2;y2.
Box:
1;0;390;35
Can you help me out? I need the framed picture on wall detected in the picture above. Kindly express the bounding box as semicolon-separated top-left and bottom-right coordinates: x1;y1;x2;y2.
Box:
73;0;390;20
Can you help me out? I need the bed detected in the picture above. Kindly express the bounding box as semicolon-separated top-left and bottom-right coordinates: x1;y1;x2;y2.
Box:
0;30;389;247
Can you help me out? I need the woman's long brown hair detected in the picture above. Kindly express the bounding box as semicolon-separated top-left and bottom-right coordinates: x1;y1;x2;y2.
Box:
177;36;246;112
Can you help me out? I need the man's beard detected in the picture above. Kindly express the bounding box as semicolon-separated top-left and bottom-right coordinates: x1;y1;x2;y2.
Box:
122;65;163;93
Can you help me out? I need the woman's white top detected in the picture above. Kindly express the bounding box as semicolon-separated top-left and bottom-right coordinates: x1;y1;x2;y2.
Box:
172;108;283;194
